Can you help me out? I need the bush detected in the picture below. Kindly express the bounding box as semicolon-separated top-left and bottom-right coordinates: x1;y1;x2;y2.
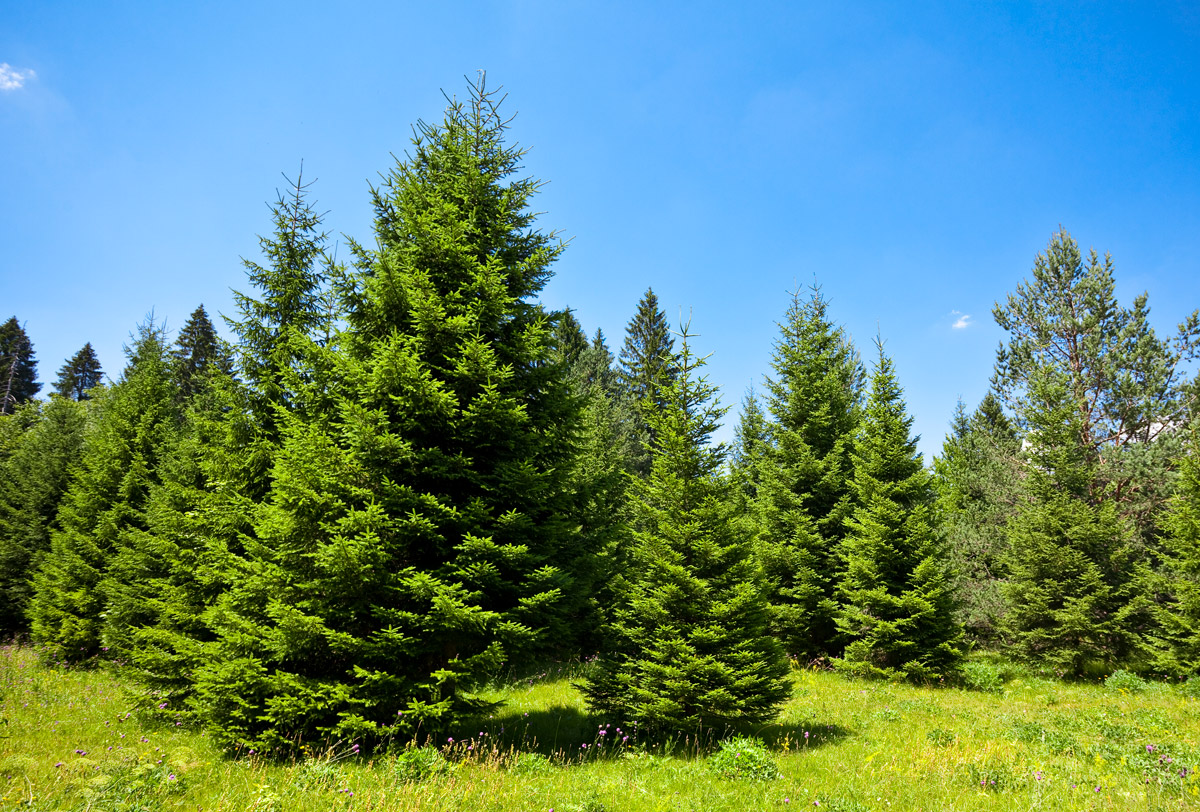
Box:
708;736;781;781
1182;676;1200;699
509;751;554;776
393;746;453;783
961;661;1003;693
292;757;342;790
1105;670;1147;694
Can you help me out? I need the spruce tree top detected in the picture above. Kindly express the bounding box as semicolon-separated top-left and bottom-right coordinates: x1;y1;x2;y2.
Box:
618;288;676;407
0;317;41;414
53;343;103;401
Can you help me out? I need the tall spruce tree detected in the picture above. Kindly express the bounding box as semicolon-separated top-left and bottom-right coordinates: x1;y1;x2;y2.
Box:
54;343;104;401
0;317;41;414
933;392;1022;643
583;324;789;730
29;322;178;661
835;341;962;681
753;286;862;661
192;78;588;752
1154;424;1200;674
619;288;677;476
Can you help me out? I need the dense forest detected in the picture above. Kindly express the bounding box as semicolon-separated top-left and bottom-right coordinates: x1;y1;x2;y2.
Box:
3;79;1199;756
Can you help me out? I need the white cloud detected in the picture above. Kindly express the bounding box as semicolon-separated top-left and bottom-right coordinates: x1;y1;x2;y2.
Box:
0;63;36;92
951;311;972;330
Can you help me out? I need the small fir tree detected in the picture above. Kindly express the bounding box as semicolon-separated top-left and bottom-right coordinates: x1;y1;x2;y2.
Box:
0;317;41;414
172;305;233;400
53;343;104;401
753;286;862;661
1154;424;1200;675
618;288;677;475
835;341;963;682
583;324;790;731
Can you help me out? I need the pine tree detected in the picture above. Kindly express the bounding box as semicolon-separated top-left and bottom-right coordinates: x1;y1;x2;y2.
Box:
619;288;677;476
29;322;178;661
193;78;588;752
753;286;862;661
583;324;790;731
54;343;104;401
172;305;233;400
835;341;963;681
933;392;1022;643
0;317;41;414
730;388;767;504
992;230;1192;670
0;396;90;632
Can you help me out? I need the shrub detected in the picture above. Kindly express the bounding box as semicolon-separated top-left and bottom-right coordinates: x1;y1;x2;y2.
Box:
708;736;781;781
292;757;342;791
393;746;453;783
1105;670;1147;694
961;661;1003;693
509;752;554;776
1182;676;1200;699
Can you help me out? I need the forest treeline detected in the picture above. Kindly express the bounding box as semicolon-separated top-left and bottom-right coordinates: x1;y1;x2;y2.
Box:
2;80;1200;754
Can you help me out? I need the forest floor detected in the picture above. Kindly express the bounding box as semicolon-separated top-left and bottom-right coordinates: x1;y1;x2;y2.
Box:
2;644;1199;811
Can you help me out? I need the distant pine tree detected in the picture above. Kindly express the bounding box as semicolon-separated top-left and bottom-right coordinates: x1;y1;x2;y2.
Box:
0;317;41;414
618;288;676;476
583;324;790;731
172;305;233;400
835;340;963;682
53;343;104;401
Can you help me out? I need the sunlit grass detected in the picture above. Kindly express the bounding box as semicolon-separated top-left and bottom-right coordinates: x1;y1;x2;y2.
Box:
3;644;1200;810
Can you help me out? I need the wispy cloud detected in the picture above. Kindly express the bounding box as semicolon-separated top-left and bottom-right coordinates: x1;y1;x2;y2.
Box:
951;310;972;330
0;63;36;92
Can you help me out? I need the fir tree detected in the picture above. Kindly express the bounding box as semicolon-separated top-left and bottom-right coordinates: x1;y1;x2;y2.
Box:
54;343;104;401
1154;424;1200;675
193;78;587;752
1000;360;1150;673
0;317;41;414
754;286;862;661
933;392;1023;643
0;397;90;631
835;341;963;681
172;305;233;400
730;388;767;504
618;288;677;475
583;324;790;731
28;322;178;661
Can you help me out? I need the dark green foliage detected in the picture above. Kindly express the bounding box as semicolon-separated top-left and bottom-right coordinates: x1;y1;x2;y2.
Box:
753;286;862;661
0;317;41;413
618;288;677;476
194;79;586;752
53;343;104;401
1000;366;1150;674
28;323;179;661
730;389;767;505
1149;425;1200;675
172;305;233;400
835;341;963;682
583;325;790;730
933;393;1022;643
0;397;90;632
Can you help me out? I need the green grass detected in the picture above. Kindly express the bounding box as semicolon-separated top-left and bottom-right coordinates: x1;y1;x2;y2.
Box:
3;644;1200;810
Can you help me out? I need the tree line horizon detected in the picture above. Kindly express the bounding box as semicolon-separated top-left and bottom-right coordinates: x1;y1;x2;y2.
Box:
2;78;1199;754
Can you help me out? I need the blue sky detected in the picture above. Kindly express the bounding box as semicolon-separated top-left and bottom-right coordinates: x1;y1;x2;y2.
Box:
3;1;1198;459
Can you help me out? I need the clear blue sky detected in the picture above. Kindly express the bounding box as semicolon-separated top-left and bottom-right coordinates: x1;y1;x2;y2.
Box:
4;1;1198;460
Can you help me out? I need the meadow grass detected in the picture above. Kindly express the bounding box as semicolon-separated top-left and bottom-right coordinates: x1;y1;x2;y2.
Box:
3;644;1200;810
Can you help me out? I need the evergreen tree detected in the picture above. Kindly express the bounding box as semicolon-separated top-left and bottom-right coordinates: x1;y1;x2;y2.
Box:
0;397;90;632
0;317;41;414
730;388;767;504
54;343;104;401
1000;358;1151;673
583;324;790;731
933;392;1022;643
172;305;233;400
28;322;178;661
618;288;677;475
1154;424;1200;674
835;341;963;681
193;78;587;752
754;286;862;661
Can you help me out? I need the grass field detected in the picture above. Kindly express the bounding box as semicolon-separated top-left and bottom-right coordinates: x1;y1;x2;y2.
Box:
3;644;1200;811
